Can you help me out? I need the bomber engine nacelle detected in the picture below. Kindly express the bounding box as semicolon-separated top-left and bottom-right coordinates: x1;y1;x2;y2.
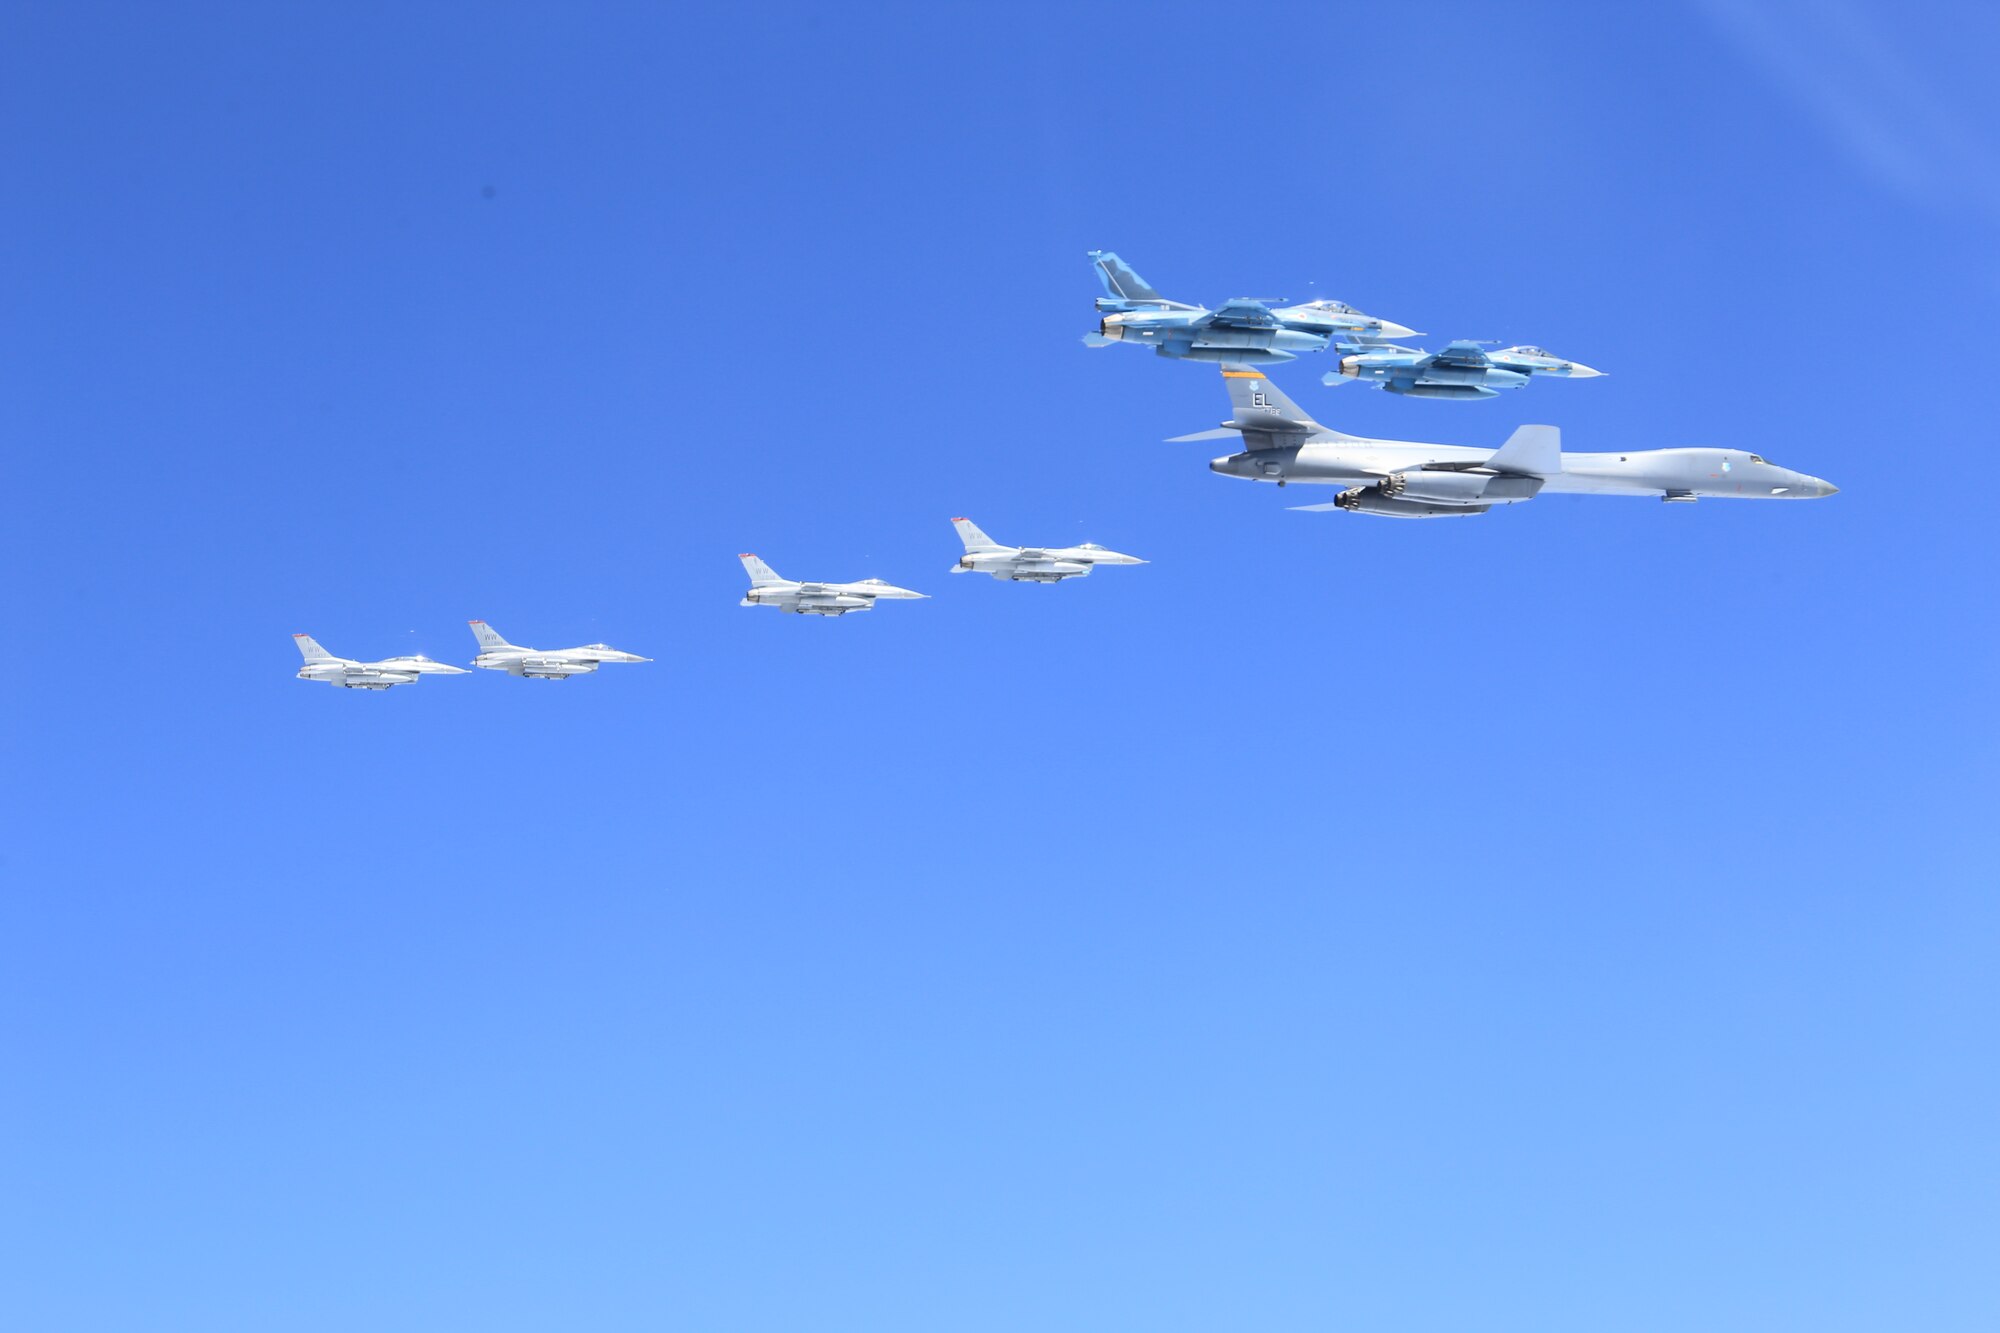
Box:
1333;485;1489;519
1380;469;1544;506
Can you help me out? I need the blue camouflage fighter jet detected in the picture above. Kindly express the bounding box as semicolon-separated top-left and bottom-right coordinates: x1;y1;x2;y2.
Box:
1083;250;1418;365
1323;338;1604;399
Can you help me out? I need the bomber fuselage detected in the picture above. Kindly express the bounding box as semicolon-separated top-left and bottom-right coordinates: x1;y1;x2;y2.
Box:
1211;442;1837;501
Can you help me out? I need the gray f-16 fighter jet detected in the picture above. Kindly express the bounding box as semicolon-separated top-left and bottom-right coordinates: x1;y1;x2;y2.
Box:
949;517;1146;583
1324;340;1603;399
1183;366;1835;518
1084;250;1416;364
292;633;469;689
467;620;651;680
738;554;927;616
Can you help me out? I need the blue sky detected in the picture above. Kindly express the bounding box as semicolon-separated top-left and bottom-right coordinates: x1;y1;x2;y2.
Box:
3;3;1997;1330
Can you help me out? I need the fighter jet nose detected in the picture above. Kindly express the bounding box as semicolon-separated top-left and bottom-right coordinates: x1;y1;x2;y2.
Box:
1817;480;1839;497
1569;364;1605;378
1375;322;1420;340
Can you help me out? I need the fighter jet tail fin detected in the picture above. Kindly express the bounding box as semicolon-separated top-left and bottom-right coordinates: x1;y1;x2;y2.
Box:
1089;250;1165;304
467;620;518;652
1485;424;1562;477
293;633;334;662
950;517;1003;552
739;553;786;587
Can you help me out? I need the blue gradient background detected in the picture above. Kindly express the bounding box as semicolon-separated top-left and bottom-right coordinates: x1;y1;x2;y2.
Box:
3;4;1996;1330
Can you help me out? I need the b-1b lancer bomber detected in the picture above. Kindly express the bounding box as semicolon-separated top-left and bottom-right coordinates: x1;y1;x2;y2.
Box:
1084;250;1416;364
1185;366;1836;518
738;554;927;616
468;620;651;680
949;517;1145;582
1325;339;1602;399
292;633;469;689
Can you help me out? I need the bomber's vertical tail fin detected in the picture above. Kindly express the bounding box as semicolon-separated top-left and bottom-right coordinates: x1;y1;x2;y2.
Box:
467;620;517;652
1088;250;1165;305
1485;424;1563;477
293;633;335;662
1217;364;1348;448
950;517;1003;552
738;554;786;587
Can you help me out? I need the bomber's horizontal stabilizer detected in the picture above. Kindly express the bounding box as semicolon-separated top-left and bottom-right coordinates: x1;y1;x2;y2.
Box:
1165;426;1242;443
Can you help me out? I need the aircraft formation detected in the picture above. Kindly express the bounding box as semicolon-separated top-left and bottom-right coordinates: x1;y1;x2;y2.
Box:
295;622;651;689
297;250;1838;685
1086;249;1598;398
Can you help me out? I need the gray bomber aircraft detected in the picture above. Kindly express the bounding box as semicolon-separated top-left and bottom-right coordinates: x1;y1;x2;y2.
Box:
1084;250;1417;364
1324;339;1602;399
949;517;1146;582
292;633;469;689
468;620;651;680
739;554;927;616
1183;366;1836;518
